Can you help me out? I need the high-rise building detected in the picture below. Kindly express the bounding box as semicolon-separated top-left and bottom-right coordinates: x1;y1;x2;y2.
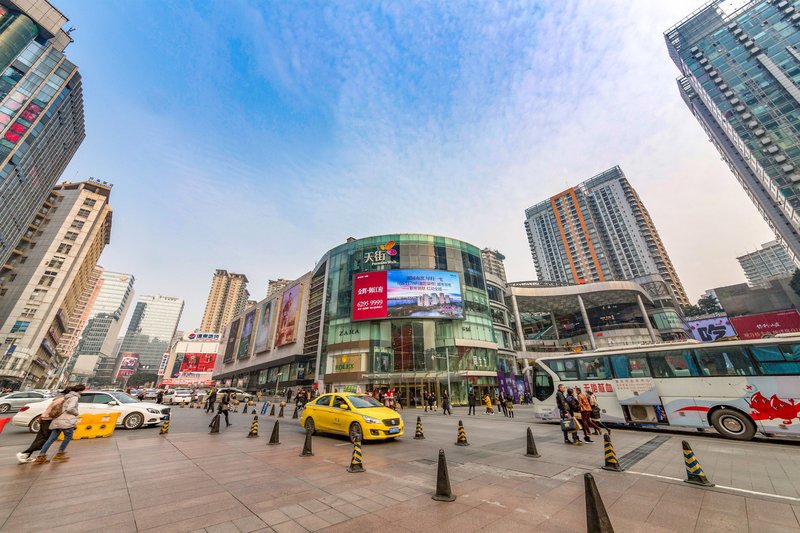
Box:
200;269;249;333
116;295;184;376
69;270;134;384
524;166;689;306
266;278;292;298
481;249;507;283
0;1;86;269
737;240;797;288
666;0;800;261
0;179;112;388
56;264;103;362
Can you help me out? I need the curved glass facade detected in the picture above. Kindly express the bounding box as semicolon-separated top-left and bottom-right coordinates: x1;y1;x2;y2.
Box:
321;234;498;404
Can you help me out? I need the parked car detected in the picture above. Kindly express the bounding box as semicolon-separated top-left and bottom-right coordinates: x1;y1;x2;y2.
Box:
12;390;169;432
144;388;159;400
162;389;193;405
300;392;404;442
0;391;50;413
216;388;252;403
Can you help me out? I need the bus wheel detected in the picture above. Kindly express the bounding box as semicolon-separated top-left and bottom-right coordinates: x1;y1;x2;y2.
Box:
710;408;756;441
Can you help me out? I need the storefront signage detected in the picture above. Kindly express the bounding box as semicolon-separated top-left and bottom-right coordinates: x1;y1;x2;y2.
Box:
337;327;360;338
729;310;800;340
363;240;398;267
333;354;361;373
685;316;736;342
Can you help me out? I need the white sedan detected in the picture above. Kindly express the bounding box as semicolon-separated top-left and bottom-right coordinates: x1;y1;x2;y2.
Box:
12;390;170;432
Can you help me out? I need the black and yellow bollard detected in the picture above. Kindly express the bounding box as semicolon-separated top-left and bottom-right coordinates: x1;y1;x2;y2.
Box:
601;434;624;472
248;415;259;438
292;406;299;419
209;413;221;434
269;403;275;416
346;438;365;473
455;420;469;446
525;427;540;458
585;473;615;533
432;449;456;502
160;414;170;435
414;416;425;440
268;420;280;445
300;427;314;456
683;440;714;487
278;405;285;418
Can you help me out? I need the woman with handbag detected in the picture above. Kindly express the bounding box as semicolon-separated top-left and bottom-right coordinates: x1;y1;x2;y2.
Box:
556;385;581;445
17;387;70;463
32;384;85;464
577;389;600;440
586;390;608;434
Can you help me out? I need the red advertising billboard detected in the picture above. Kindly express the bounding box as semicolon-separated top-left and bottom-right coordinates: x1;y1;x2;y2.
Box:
729;310;800;340
179;352;217;373
352;271;388;321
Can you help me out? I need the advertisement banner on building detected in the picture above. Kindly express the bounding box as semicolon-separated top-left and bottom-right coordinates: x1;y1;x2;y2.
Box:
170;352;185;378
730;310;800;339
352;269;463;321
496;371;511;398
237;309;257;359
157;353;169;376
514;376;525;403
223;319;240;364
254;300;274;353
685;316;737;342
116;353;139;381
179;353;217;373
275;284;301;347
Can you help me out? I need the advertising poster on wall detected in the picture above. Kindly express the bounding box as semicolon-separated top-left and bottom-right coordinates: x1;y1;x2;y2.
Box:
179;353;216;373
223;319;240;364
685;316;737;342
116;353;139;382
730;310;800;339
237;309;257;359
352;269;463;321
275;284;302;347
254;300;274;353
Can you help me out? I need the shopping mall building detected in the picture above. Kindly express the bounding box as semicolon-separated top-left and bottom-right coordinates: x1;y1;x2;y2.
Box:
213;234;520;405
213;233;688;405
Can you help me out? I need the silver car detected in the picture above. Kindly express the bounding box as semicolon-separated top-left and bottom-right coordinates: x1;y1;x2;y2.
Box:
0;391;49;413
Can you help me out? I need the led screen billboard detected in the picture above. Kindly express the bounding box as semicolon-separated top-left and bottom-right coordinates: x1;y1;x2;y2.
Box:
237;309;256;359
116;353;139;382
254;300;274;353
222;318;240;364
685;316;737;342
352;269;463;321
730;310;800;340
275;284;301;347
179;353;216;373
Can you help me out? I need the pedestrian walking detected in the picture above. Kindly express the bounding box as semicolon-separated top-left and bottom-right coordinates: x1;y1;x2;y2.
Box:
218;392;231;426
467;388;476;416
17;388;69;463
205;388;217;413
484;393;494;415
441;390;452;415
427;392;436;412
156;390;164;404
566;387;590;443
32;384;85;464
396;390;403;410
506;396;514;419
286;387;293;402
499;392;508;417
586;390;607;434
231;391;239;412
556;384;581;445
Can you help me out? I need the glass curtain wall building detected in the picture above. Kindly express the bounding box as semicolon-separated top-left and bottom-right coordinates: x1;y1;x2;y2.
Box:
666;0;800;261
0;2;85;269
116;295;184;377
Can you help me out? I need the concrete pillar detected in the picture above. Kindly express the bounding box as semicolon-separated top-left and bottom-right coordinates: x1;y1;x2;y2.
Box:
577;294;596;350
636;293;658;343
550;312;560;341
511;293;527;353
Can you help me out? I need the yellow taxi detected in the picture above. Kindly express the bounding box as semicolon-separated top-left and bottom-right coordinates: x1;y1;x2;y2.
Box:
300;392;404;442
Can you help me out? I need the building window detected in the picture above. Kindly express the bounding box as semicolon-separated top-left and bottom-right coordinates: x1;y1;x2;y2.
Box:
70;219;84;230
47;257;64;269
56;243;72;254
21;307;36;318
10;321;29;333
29;288;47;301
38;271;57;287
0;288;6;296
77;208;90;217
64;231;78;241
83;198;96;207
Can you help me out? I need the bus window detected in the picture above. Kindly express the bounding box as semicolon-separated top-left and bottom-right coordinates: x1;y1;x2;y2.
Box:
544;359;578;380
610;355;650;378
750;344;800;375
577;356;611;379
694;347;755;376
533;367;554;401
648;350;699;378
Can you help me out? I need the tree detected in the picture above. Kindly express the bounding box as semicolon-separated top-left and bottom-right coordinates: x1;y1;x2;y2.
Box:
681;304;704;317
790;268;800;298
697;294;723;315
126;372;158;388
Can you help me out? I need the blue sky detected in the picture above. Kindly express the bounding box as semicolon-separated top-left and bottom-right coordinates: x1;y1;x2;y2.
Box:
57;0;774;330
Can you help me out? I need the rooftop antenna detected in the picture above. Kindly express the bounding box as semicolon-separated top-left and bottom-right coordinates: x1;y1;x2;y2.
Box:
66;27;76;37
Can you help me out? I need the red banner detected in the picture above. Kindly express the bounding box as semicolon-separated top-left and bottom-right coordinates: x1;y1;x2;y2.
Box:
352;271;388;321
179;353;216;373
730;310;800;340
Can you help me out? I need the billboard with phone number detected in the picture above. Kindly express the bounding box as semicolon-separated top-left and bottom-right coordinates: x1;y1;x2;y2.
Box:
352;269;463;321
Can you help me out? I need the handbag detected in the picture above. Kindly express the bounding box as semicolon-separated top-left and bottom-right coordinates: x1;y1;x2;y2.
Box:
591;406;601;419
560;418;576;432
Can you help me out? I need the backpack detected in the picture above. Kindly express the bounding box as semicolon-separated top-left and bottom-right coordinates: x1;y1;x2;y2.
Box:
42;397;65;420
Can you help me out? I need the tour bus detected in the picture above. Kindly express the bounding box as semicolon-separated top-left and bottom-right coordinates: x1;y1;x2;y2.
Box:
531;335;800;440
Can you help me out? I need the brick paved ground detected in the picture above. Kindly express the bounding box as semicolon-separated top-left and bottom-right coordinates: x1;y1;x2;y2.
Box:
0;405;799;532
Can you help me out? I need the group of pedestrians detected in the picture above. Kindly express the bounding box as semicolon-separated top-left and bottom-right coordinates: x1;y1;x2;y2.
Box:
556;384;606;445
17;384;85;464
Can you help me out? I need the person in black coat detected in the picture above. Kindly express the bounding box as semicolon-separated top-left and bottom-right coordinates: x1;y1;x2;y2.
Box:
467;388;476;416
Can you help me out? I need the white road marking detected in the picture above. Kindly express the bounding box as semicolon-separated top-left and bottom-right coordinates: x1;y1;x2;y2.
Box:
626;471;800;503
